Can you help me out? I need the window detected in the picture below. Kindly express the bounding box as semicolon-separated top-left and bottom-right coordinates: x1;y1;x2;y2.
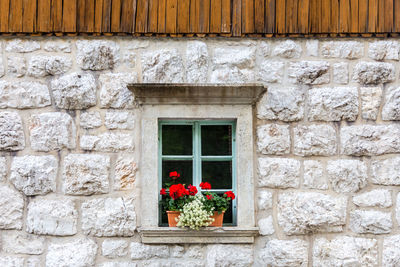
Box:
159;120;237;226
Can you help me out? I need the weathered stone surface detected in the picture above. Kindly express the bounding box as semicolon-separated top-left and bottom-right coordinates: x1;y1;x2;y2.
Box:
257;158;300;188
10;155;57;196
2;232;45;255
102;240;129;258
341;125;400;155
259;239;308;267
278;192;347;235
51;72;96;109
142;49;184;83
63;154;110;195
272;40;302;58
256;87;305;121
383;236;400;267
361;87;382;120
100;262;137;267
0;256;25;267
6;39;40;53
288;61;330;85
80;133;134;152
0;157;5;181
0;57;3;77
43;40;71;53
256;124;290;155
306;40;318;57
99;72;136;109
0;185;24;229
114;156;137;190
382;86;400;120
76;40;119;70
0;111;25;151
353;62;395;85
26;198;78;236
368;40;400;61
7;56;26;77
123;51;136;68
29;112;76;151
353;189;392;208
258;61;284;83
332;62;349;84
26;257;41;267
257;190;272;211
206;245;253;267
258;216;274;235
81;197;136;236
46;238;98;267
397;194;400;227
27;55;72;77
258;41;271;57
313;236;378;267
321;41;364;59
372;157;400;185
350;210;392;234
308;87;358;121
0;81;51;108
327;159;367;193
303;160;328;190
293;124;337;156
130;243;169;260
186;41;208;83
80;111;102;129
105;111;134;130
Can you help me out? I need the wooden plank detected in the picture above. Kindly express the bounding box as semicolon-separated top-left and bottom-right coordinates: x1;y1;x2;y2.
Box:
121;0;136;32
0;0;10;32
309;0;321;33
298;0;309;34
94;0;103;32
37;0;51;32
275;0;285;33
358;0;368;33
9;0;23;32
321;0;331;33
166;0;177;33
254;0;264;33
242;0;254;33
286;0;298;33
85;0;95;32
377;0;385;32
368;0;378;32
63;0;77;32
77;0;86;32
232;0;241;36
384;0;394;32
158;0;167;32
111;0;122;32
199;0;210;33
51;0;63;32
339;0;350;33
148;0;159;32
221;0;230;32
210;0;222;33
331;0;339;33
102;0;112;32
136;0;148;32
23;0;37;32
395;0;400;32
177;0;189;33
350;0;359;32
189;0;199;32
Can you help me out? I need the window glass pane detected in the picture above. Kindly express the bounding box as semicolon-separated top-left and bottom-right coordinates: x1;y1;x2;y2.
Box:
162;160;193;186
222;195;233;224
201;125;232;156
162;125;192;155
202;161;232;189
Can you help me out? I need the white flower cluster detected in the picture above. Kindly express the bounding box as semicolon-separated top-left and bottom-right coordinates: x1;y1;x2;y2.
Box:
176;194;214;230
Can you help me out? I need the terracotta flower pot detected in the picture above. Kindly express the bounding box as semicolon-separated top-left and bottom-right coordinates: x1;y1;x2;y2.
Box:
209;211;225;227
166;211;181;227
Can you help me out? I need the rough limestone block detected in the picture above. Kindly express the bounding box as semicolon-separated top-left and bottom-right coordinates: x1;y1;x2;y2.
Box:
321;41;364;59
80;133;134;152
0;185;24;229
63;154;110;195
383;235;400;267
29;112;76;151
288;61;330;85
10;155;57;196
293;124;337;156
130;243;169;260
360;87;382;120
114;156;138;190
99;73;136;109
2;232;45;255
142;49;184;83
26;257;41;267
257;158;300;189
368;40;400;61
306;40;319;57
258;41;271;57
327;159;367;193
51;72;97;109
46;238;97;267
272;40;302;58
259;239;308;267
341;125;400;156
313;236;378;267
6;39;40;53
80;111;102;129
353;189;392;208
206;245;253;267
122;51;136;68
0;157;5;181
303;160;328;190
105;111;134;130
382;86;400;120
43;40;72;53
27;55;72;77
0;111;25;151
258;61;285;83
0;256;25;266
102;240;129;258
257;87;305;121
7;56;26;77
308;87;358;121
278;192;347;235
353;62;395;85
256;124;290;155
257;190;272;211
26;198;78;236
0;57;4;77
81;197;136;236
0;81;51;108
332;62;349;84
258;216;275;235
372;157;400;185
76;40;119;70
350;210;392;234
186;41;208;83
99;262;137;267
397;193;400;226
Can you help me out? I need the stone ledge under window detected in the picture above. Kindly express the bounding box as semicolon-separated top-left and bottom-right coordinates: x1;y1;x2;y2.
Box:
138;227;259;244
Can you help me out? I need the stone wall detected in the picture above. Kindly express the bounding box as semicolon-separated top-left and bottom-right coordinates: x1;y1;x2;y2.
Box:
0;37;400;266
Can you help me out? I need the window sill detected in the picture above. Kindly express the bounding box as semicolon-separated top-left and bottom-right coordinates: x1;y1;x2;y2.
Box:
138;227;259;244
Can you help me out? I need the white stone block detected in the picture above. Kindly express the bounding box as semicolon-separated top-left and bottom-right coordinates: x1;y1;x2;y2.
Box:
303;160;328;190
0;111;25;151
293;124;337;156
0;81;51;109
288;61;330;85
327;159;368;193
353;189;392;208
257;158;300;189
0;185;24;229
257;124;290;155
353;62;395;85
360;86;382;120
142;49;184;83
259;239;308;267
350;210;392;234
76;40;119;70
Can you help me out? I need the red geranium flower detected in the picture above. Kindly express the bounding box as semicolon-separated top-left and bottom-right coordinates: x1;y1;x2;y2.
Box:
206;194;213;200
187;184;198;196
199;182;211;190
224;191;235;200
169;171;181;180
160;188;167;196
169;184;188;200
